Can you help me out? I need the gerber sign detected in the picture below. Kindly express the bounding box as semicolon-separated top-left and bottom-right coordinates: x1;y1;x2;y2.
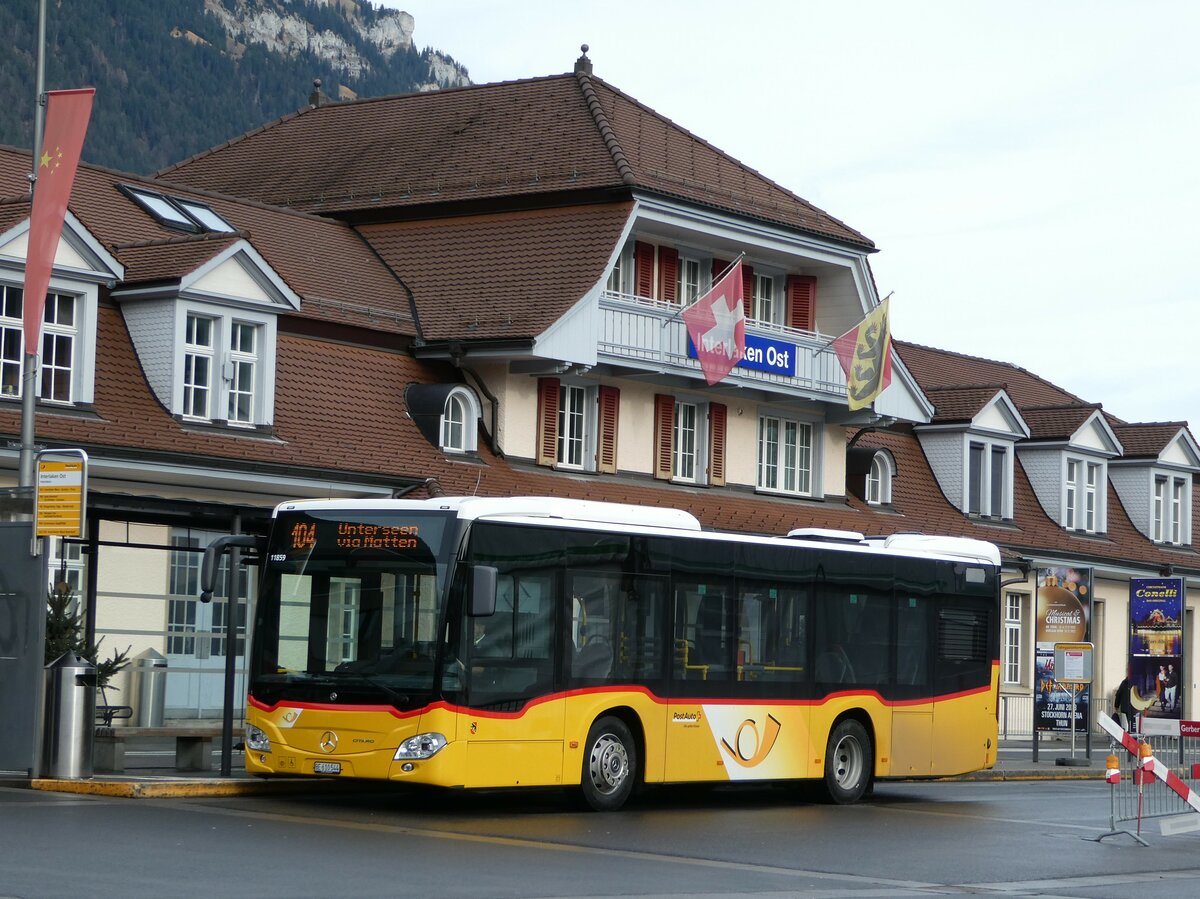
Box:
687;333;797;377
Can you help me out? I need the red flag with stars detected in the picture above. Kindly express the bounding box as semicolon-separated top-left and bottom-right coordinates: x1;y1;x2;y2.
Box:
23;88;94;350
682;259;745;385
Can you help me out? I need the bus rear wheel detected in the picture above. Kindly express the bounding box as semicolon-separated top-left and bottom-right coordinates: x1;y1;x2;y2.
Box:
581;716;637;811
822;719;871;804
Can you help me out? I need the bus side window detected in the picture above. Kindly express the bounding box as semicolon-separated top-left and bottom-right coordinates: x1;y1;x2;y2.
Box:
755;586;808;681
896;596;929;686
674;583;734;682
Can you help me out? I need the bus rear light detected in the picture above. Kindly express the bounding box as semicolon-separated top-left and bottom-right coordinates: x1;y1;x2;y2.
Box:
395;732;447;760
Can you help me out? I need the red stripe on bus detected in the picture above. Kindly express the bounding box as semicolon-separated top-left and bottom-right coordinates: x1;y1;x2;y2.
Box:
250;681;993;721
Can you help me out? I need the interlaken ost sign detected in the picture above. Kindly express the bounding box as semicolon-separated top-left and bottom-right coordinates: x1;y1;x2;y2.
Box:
687;332;798;377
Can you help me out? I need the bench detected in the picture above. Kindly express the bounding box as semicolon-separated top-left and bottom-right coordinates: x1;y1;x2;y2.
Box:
93;726;241;773
95;686;133;727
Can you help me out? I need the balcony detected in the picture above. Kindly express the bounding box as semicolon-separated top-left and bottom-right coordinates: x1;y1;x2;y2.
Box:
598;290;849;400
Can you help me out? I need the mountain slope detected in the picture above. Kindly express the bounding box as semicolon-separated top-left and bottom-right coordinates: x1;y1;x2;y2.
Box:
0;0;470;175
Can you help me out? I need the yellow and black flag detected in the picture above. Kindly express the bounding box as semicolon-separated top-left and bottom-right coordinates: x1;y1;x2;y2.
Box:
831;298;893;411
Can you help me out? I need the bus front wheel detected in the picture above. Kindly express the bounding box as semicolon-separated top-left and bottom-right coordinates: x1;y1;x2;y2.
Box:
822;719;871;804
581;716;637;811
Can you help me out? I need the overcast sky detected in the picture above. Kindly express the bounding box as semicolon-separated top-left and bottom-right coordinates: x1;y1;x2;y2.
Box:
394;1;1199;434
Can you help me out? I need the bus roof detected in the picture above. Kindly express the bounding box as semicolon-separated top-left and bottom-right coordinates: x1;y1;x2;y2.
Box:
272;496;1001;568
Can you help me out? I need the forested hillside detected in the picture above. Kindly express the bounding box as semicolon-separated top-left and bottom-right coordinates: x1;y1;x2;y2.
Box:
1;0;468;175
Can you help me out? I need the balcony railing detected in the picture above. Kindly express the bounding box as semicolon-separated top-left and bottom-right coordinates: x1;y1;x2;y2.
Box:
598;290;849;399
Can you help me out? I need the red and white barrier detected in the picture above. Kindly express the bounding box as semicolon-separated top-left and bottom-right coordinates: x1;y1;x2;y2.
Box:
1098;712;1200;814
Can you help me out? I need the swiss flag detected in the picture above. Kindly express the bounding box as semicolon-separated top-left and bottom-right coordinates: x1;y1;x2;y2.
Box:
683;260;745;386
24;88;94;350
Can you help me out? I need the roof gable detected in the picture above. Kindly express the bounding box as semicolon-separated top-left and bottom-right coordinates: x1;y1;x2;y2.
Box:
184;241;301;311
0;208;123;284
923;385;1028;438
1111;422;1200;469
1023;405;1122;455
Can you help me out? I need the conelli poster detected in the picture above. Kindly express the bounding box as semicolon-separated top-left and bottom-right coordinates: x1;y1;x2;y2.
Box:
1129;577;1184;731
1034;567;1093;732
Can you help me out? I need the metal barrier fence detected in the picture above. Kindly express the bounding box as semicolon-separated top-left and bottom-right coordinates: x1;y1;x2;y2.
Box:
999;693;1033;738
1094;713;1200;845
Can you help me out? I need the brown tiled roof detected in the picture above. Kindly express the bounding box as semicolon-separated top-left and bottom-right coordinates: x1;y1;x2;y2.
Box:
358;202;633;341
0;196;31;234
896;340;1087;411
3;300;1196;576
1110;422;1189;460
160;73;872;248
850;429;1200;573
114;237;238;285
924;385;1005;424
0;148;416;337
0;303;447;478
1022;404;1101;441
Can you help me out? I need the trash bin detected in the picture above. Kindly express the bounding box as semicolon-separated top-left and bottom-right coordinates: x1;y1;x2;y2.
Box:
41;652;96;779
131;648;168;727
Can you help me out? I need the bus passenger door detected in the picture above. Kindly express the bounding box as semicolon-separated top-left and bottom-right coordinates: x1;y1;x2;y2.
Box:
931;598;994;775
464;571;565;787
891;595;933;776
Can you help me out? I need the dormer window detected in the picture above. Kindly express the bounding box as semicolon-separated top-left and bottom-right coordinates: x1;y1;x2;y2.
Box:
1153;475;1191;545
173;305;274;428
441;386;480;454
1;283;97;406
866;451;894;505
1065;459;1102;533
1063;455;1106;534
967;440;1010;518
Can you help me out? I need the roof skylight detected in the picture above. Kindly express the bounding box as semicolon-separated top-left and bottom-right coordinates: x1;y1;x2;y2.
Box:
121;185;235;234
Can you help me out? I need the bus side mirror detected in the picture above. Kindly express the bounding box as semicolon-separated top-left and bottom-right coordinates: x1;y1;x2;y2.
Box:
470;565;497;617
200;534;264;603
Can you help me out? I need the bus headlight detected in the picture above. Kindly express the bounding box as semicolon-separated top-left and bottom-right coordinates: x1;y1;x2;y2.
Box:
245;724;271;753
394;732;447;760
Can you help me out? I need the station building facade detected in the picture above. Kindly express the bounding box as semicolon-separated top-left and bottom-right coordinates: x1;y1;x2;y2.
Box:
1;52;1195;726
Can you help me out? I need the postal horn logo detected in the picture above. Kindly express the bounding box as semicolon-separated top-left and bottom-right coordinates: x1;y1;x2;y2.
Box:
719;714;782;768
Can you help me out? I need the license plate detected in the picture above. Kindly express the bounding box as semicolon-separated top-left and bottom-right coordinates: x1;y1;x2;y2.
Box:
313;761;341;775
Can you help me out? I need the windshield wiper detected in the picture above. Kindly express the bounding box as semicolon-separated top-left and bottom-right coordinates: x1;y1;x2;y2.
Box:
328;669;410;707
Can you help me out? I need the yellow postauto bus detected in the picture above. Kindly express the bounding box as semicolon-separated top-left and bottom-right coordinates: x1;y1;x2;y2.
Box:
211;496;1000;810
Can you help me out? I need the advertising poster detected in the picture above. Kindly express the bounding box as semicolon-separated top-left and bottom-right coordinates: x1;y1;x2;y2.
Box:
1034;567;1092;732
1129;577;1183;726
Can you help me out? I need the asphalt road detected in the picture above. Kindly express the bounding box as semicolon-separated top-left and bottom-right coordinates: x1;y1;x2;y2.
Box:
3;777;1199;899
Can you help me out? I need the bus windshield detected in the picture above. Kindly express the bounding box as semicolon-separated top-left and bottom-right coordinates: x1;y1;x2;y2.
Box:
250;508;457;709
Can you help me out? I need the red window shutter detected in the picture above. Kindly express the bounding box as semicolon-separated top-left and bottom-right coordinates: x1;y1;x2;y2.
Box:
788;275;817;332
635;241;656;299
597;386;620;474
741;264;755;319
712;258;729;286
658;247;678;303
708;403;727;486
535;377;560;467
653;394;674;480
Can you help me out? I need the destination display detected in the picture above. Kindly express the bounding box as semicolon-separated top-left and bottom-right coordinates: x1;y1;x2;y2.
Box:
271;510;450;566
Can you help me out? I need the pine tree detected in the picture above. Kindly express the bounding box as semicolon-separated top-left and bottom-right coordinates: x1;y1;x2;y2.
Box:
44;582;130;689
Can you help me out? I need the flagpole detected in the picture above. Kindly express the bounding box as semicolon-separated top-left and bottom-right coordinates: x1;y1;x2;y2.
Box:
19;0;49;490
817;291;893;354
661;251;745;326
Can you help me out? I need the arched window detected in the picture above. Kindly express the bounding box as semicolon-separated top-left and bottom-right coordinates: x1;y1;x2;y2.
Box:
866;451;893;505
440;386;480;453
